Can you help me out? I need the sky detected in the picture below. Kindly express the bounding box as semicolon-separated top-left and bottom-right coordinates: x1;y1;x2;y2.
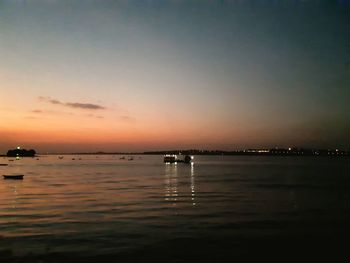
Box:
0;0;350;153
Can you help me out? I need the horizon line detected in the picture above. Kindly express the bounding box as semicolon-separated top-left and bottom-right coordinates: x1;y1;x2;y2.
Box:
2;147;349;156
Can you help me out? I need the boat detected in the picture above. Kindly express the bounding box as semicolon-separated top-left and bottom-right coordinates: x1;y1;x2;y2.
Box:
184;155;194;164
128;156;134;161
3;174;24;180
164;154;178;163
164;154;194;164
58;156;64;159
0;164;8;166
120;156;125;160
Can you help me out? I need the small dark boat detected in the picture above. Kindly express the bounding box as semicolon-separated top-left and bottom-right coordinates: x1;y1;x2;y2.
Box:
0;164;8;166
3;174;24;180
184;155;194;164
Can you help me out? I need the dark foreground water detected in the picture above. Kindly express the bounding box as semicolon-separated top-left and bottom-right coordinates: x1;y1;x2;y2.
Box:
1;155;350;262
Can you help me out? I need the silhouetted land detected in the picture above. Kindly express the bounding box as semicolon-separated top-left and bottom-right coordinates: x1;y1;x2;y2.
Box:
6;148;36;157
143;148;349;156
3;148;348;157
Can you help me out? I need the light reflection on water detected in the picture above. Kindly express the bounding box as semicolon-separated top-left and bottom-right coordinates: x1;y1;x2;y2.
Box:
164;162;197;207
164;163;178;203
191;163;196;206
0;155;350;256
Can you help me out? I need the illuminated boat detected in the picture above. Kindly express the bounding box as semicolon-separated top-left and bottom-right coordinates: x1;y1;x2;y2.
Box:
164;154;194;164
3;174;24;180
164;154;178;163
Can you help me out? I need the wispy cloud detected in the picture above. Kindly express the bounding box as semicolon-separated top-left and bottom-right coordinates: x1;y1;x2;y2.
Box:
66;102;105;110
38;96;106;110
31;109;43;113
86;114;104;119
30;109;74;116
120;115;135;122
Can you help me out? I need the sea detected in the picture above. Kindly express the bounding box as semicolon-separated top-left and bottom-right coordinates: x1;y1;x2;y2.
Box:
1;155;350;262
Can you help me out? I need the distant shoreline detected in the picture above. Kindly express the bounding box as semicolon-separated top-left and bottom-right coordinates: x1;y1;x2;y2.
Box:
2;148;348;157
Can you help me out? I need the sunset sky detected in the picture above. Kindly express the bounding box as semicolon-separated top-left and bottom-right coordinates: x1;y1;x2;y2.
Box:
1;0;350;153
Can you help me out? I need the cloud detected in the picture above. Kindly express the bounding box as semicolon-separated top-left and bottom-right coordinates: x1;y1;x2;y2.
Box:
38;96;106;110
31;109;43;113
49;99;61;105
30;109;75;116
120;115;135;122
66;102;105;110
38;96;61;105
86;114;104;119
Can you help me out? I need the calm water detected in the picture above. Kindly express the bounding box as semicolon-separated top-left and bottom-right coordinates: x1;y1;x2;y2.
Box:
1;155;350;259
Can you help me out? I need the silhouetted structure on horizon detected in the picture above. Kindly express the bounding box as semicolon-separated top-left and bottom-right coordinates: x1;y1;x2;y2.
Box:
7;148;36;157
40;148;349;157
143;148;349;156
